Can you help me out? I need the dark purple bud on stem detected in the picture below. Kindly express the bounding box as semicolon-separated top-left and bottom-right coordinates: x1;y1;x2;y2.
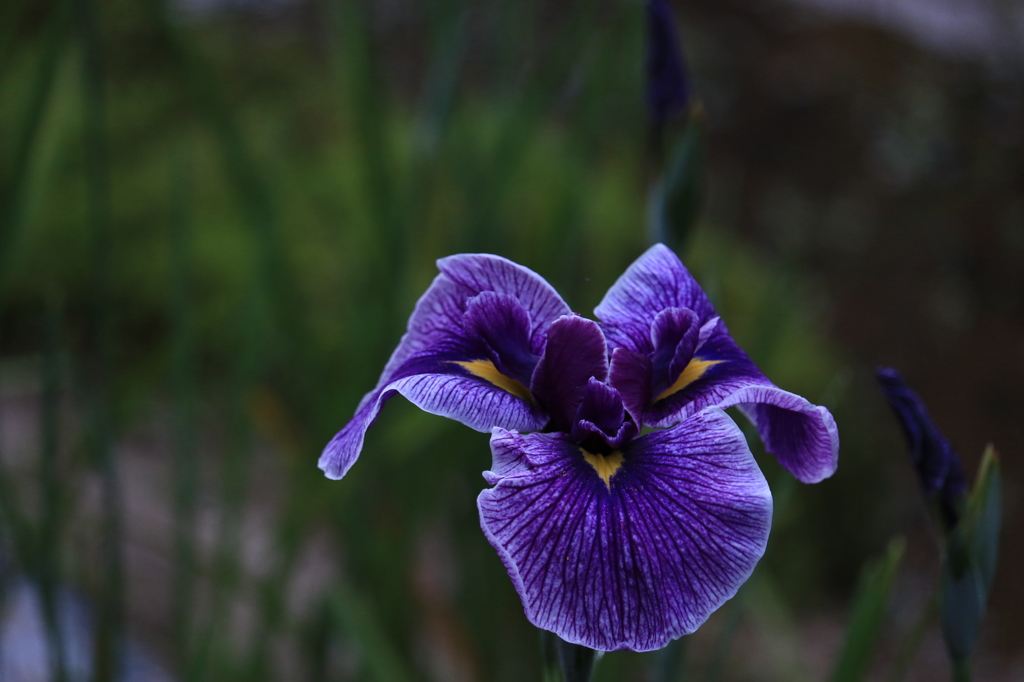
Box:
646;0;691;127
876;367;967;530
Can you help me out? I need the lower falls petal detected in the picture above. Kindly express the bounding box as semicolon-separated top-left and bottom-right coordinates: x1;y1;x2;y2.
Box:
319;370;548;480
478;410;772;652
731;386;840;484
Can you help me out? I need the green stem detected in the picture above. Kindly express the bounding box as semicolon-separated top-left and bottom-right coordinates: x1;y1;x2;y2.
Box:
74;0;124;677
886;592;938;682
38;297;68;682
169;158;199;680
540;632;598;682
952;657;971;682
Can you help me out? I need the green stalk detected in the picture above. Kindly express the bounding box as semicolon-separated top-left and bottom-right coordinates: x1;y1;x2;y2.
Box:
0;0;68;282
146;0;308;398
705;584;751;682
952;658;971;682
323;0;406;351
169;157;200;680
38;296;68;682
886;592;937;682
73;0;123;678
0;0;30;79
190;288;260;682
649;637;688;682
555;636;598;682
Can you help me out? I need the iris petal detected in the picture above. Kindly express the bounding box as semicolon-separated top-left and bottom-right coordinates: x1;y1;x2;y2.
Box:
320;371;549;479
734;391;839;483
462;291;538;385
530;316;609;432
439;253;571;355
597;244;839;483
595;244;716;354
320;254;570;480
479;409;772;652
608;348;653;426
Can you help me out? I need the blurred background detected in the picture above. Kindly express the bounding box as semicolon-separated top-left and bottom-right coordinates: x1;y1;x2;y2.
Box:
0;0;1021;680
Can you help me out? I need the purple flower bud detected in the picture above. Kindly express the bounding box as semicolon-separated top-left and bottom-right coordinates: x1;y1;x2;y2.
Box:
876;367;967;529
646;0;691;126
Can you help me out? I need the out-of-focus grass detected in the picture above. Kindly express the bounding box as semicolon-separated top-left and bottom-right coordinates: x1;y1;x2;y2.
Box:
0;1;855;680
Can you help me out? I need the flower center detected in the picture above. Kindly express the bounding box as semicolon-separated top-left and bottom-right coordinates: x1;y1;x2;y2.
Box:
450;359;533;403
653;357;724;403
580;448;624;490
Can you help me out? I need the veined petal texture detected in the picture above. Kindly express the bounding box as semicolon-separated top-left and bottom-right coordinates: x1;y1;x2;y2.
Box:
646;334;839;484
321;372;549;480
383;253;572;380
597;244;839;483
479;409;772;652
319;254;569;479
530;316;609;432
595;243;716;353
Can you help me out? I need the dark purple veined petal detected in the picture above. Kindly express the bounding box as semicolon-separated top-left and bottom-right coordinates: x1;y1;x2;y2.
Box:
732;388;839;484
320;370;549;479
644;327;838;483
609;348;652;427
530;316;609;432
595;244;716;353
377;254;572;382
320;254;570;480
597;244;838;484
479;409;772;652
570;378;638;451
463;291;539;385
439;253;572;355
649;307;701;396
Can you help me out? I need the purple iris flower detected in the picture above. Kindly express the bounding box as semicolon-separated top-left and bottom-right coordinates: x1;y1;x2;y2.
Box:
876;367;966;529
320;244;838;651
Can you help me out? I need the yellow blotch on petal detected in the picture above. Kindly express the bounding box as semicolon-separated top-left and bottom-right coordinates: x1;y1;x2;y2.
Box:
654;357;725;403
581;448;624;490
451;359;533;403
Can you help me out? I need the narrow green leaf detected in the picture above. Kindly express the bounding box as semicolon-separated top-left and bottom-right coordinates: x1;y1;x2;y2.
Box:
829;538;906;682
73;0;124;677
169;156;200;680
38;296;68;682
940;445;1001;666
968;445;1000;592
0;0;68;282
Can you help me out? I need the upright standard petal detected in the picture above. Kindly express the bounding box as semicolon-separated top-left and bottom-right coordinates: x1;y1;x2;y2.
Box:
530;315;609;432
596;244;839;484
319;254;570;480
595;244;715;353
479;409;772;652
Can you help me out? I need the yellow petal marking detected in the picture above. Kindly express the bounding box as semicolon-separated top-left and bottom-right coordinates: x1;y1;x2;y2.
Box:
451;359;533;403
654;357;725;403
581;448;624;490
